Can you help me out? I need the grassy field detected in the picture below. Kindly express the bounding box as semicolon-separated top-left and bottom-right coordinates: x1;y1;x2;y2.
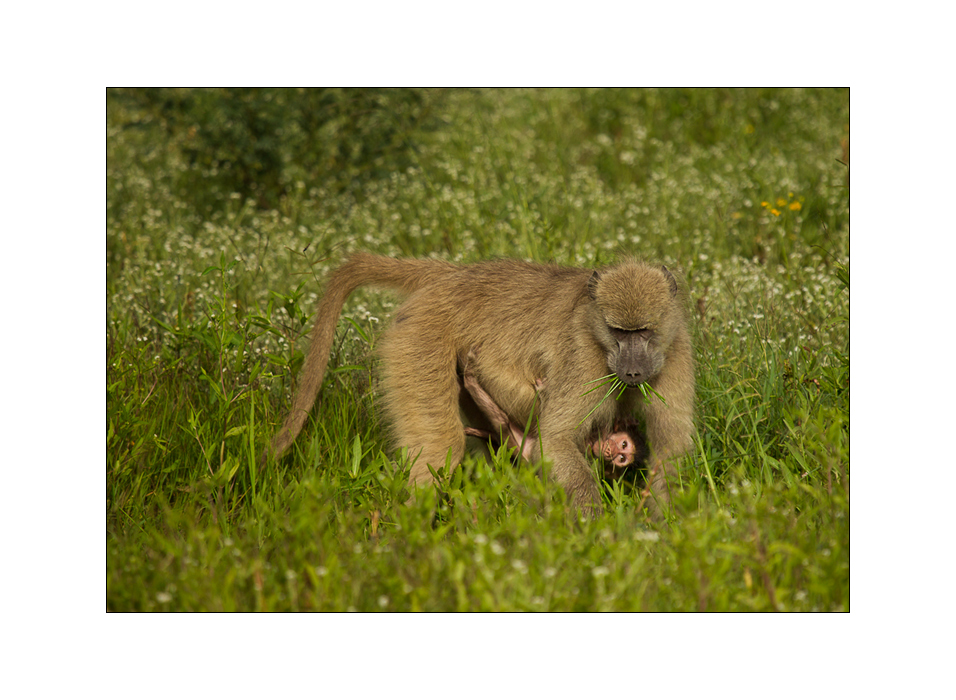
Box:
106;88;849;612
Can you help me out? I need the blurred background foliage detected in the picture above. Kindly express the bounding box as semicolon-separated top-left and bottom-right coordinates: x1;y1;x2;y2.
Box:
108;87;447;212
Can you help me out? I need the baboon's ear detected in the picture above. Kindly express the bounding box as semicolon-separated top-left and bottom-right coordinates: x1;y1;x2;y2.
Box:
661;266;678;297
587;271;601;300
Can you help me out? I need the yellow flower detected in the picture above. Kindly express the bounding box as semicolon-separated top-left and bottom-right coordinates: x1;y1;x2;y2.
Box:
761;201;770;208
770;208;781;216
788;201;802;211
776;198;787;207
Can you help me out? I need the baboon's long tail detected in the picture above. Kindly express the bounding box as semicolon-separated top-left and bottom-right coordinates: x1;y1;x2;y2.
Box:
266;252;457;459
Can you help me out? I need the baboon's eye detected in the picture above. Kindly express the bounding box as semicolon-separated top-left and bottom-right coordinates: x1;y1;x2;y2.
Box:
621;440;628;449
609;326;651;340
609;327;633;341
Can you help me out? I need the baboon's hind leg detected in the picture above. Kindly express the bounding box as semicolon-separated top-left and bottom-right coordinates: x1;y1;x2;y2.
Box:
379;328;466;487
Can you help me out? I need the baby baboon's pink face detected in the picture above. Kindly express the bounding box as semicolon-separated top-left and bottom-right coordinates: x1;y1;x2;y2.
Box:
592;431;637;468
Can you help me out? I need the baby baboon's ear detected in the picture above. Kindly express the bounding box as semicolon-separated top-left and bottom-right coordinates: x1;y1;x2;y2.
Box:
661;266;678;297
587;271;601;300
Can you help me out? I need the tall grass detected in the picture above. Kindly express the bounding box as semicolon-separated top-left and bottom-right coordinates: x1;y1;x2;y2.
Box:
107;88;849;611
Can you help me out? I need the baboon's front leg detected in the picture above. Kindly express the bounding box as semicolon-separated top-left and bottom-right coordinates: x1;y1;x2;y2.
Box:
538;431;603;517
641;347;695;517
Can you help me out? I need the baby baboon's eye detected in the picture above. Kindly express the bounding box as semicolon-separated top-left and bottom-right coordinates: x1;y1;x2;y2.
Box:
621;441;628;449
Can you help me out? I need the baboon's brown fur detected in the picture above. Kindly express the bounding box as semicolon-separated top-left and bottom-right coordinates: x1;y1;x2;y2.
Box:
267;252;695;516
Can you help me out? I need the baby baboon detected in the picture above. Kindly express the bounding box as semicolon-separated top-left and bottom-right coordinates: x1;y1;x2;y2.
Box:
459;343;543;462
461;345;647;477
466;414;647;479
590;418;648;479
266;252;695;517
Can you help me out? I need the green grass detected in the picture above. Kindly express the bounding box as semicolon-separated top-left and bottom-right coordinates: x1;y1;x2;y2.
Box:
107;88;849;611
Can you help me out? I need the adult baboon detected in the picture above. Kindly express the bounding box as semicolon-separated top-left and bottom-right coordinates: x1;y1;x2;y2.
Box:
267;252;695;516
460;345;647;476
